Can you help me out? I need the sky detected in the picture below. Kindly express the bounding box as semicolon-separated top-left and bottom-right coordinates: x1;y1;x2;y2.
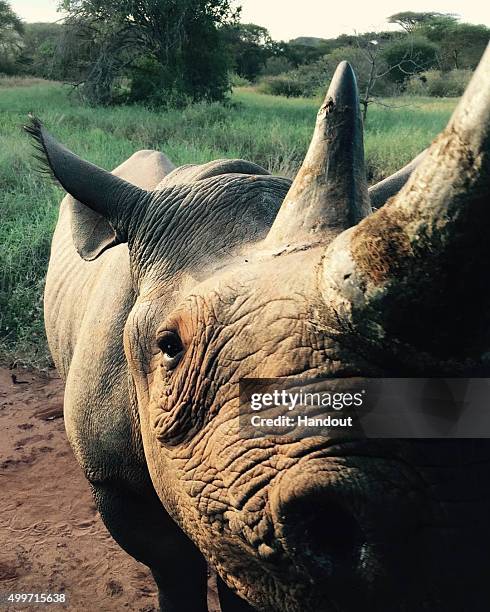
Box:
9;0;490;40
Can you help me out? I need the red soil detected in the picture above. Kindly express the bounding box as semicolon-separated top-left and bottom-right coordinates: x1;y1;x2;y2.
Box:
0;367;158;611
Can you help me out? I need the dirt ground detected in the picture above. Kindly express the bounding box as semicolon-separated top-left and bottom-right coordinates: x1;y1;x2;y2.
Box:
0;366;158;611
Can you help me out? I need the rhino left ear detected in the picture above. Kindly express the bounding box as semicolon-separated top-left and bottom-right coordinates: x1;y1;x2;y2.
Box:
24;117;147;261
69;198;122;260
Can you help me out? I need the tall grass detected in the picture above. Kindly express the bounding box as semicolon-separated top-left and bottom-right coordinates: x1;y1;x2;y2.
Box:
0;80;456;365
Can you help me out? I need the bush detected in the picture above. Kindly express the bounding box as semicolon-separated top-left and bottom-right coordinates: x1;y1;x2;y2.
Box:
261;56;294;76
256;47;403;99
257;74;305;97
229;72;251;87
257;60;330;97
405;69;472;97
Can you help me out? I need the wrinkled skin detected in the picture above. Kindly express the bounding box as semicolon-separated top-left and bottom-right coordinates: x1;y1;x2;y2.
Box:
127;232;490;611
35;51;490;612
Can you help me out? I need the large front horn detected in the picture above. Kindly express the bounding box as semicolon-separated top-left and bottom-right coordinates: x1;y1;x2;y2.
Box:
266;62;371;246
322;44;490;365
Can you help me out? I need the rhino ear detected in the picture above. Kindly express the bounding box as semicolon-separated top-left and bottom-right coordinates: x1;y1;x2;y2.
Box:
69;198;121;261
24;116;147;261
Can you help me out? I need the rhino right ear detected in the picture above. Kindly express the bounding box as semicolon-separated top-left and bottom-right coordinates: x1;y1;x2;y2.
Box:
24;117;147;261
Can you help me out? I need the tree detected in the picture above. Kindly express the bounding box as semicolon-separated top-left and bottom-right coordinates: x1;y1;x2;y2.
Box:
421;18;490;70
281;38;336;67
444;23;489;69
324;44;390;120
388;12;488;71
323;35;438;120
388;11;456;33
261;55;293;76
381;37;438;83
222;23;276;81
0;1;24;74
59;0;239;105
20;23;66;79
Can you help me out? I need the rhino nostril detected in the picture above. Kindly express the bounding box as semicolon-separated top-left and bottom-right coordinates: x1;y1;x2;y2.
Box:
300;499;363;567
275;489;364;575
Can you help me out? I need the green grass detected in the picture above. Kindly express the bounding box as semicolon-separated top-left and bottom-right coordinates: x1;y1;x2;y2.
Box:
0;80;457;366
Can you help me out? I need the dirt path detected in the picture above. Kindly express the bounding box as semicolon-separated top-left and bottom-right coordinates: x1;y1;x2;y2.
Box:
0;367;158;611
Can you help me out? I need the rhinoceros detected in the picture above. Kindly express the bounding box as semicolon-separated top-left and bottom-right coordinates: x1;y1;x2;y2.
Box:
26;46;490;612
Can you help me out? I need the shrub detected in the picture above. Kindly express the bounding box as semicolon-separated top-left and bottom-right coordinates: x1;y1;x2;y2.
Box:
229;72;251;87
257;60;330;97
405;69;472;97
261;56;294;76
257;75;305;97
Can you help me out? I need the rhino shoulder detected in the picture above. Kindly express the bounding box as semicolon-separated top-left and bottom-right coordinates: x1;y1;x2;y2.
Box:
112;149;176;191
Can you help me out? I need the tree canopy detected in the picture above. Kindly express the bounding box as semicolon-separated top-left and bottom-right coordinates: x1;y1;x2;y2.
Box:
222;23;277;81
0;0;24;73
388;11;457;33
2;5;489;106
58;0;239;105
0;0;23;36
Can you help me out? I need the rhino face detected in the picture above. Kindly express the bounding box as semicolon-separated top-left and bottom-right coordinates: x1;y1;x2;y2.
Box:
126;250;380;612
126;247;490;612
28;47;490;611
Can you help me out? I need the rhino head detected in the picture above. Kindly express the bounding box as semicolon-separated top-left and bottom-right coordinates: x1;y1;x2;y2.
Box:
28;47;490;611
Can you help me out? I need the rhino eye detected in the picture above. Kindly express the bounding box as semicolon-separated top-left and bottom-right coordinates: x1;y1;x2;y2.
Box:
157;331;184;367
